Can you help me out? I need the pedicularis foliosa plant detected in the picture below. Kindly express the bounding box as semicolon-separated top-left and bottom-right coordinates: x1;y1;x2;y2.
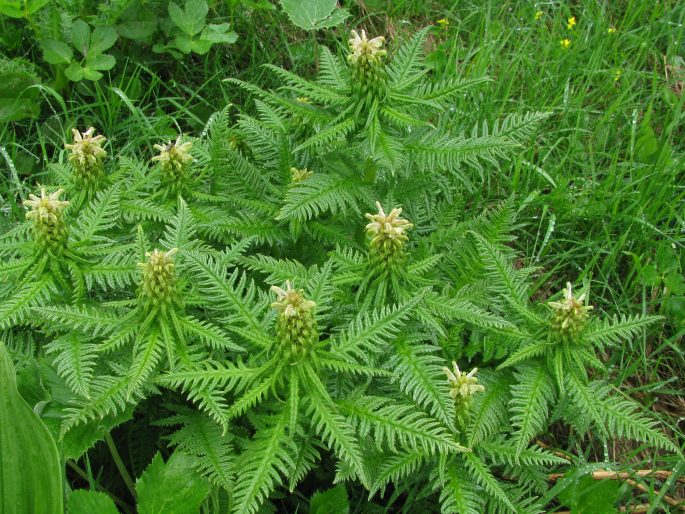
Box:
0;28;679;514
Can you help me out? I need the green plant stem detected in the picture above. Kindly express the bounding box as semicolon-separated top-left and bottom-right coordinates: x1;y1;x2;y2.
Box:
104;432;137;501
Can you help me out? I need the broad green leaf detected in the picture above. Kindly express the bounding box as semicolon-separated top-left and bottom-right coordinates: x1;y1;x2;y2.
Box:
40;39;73;64
82;67;104;81
310;484;349;514
71;20;91;56
280;0;350;30
117;18;157;40
0;0;48;18
86;53;116;71
90;26;117;55
64;62;85;82
189;38;213;55
168;0;208;37
172;35;193;54
204;23;238;44
137;452;210;514
67;490;119;514
0;342;62;514
26;0;48;14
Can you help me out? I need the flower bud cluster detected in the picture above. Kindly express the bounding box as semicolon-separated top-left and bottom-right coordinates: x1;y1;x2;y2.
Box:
548;282;593;337
365;201;413;270
347;30;388;108
442;361;485;412
152;137;193;186
65;128;107;184
23;188;70;253
138;248;179;308
290;167;313;184
271;281;317;356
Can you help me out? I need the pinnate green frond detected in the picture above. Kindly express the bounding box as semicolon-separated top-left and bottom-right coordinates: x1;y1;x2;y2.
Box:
277;169;370;222
160;197;198;252
341;395;467;455
433;463;484;514
509;364;556;456
164;410;235;490
387;27;431;91
390;339;456;430
333;299;419;361
466;371;512;447
183;251;270;346
127;326;163;396
46;334;97;398
232;409;293;514
479;438;568;467
158;359;265;393
263;64;347;105
369;451;426;498
33;304;124;336
582;314;661;349
317;45;350;91
463;452;517;512
172;313;244;352
72;184;121;241
0;276;56;329
565;373;678;453
61;374;141;436
301;365;369;487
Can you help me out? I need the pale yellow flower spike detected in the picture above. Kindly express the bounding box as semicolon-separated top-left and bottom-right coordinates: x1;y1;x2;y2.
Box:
152;136;193;173
64;127;107;181
364;201;413;245
348;29;387;66
23;187;70;222
442;361;485;403
567;16;576;30
534;10;543;21
560;39;571;49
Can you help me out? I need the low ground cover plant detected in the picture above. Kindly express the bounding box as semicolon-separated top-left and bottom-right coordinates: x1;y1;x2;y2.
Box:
1;1;683;513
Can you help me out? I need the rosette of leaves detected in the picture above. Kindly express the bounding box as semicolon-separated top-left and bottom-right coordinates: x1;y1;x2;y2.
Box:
0;184;136;330
40;20;117;82
31;203;243;433
467;232;679;456
229;27;549;179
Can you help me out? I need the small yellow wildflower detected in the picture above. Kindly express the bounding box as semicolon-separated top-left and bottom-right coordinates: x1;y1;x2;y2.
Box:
608;27;616;34
614;69;622;82
560;38;571;49
437;18;449;29
567;16;576;29
534;10;543;21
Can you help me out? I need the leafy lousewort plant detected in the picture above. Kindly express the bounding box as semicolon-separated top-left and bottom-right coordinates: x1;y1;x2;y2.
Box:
0;27;678;514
